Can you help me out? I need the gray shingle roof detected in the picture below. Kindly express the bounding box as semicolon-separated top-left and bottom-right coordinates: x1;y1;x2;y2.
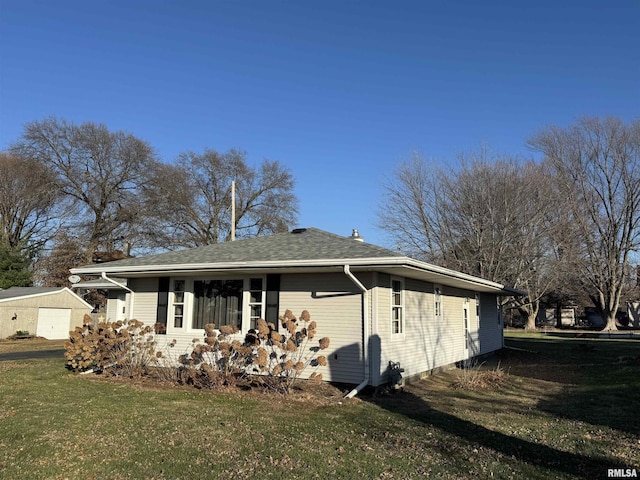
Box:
69;228;522;295
0;287;64;301
76;228;401;270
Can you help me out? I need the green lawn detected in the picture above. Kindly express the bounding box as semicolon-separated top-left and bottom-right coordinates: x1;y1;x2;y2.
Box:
0;333;638;479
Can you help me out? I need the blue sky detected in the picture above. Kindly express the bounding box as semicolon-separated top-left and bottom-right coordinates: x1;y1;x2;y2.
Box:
1;1;638;248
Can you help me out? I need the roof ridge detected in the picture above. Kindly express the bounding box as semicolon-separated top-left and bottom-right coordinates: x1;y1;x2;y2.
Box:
72;227;404;271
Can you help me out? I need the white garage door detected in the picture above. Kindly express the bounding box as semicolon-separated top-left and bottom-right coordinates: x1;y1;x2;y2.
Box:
36;308;72;339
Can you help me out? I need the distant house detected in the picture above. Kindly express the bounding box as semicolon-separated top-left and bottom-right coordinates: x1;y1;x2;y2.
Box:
627;302;640;328
537;307;577;327
0;287;92;339
70;228;520;392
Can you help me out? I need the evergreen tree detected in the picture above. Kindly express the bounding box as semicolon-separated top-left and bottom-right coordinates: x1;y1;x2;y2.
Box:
0;241;32;289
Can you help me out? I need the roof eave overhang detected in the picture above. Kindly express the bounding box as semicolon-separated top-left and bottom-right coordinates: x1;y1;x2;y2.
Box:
71;257;522;296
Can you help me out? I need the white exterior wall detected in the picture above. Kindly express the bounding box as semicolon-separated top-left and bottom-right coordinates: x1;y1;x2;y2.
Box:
115;272;366;384
477;293;502;354
279;272;366;384
106;291;121;322
128;277;196;353
101;271;504;386
374;276;502;386
129;278;159;326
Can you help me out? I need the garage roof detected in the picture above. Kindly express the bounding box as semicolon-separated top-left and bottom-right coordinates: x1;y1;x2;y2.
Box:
0;287;92;308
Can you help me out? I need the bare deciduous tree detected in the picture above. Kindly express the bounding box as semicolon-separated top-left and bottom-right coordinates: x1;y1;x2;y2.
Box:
12;118;155;260
530;117;640;330
379;152;560;330
0;152;60;254
35;231;87;287
142;149;297;248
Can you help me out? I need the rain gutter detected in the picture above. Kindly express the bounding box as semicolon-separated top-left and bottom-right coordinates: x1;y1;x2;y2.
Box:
101;272;135;319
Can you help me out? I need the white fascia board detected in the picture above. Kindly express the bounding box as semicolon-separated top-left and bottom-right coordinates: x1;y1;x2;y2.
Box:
71;256;521;295
402;259;524;294
63;287;95;309
0;288;65;303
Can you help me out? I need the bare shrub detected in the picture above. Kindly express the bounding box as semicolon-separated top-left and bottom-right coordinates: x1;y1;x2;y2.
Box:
64;319;161;377
248;310;330;393
451;361;508;390
174;309;330;393
106;320;159;378
65;309;330;394
172;324;253;388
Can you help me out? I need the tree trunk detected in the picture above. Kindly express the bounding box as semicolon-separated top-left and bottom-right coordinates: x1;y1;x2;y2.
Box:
604;314;618;331
524;312;537;331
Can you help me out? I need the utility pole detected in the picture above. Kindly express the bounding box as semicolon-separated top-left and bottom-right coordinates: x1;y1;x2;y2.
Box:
231;180;236;241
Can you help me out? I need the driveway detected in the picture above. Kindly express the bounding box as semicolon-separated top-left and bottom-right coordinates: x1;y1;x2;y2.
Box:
0;349;64;361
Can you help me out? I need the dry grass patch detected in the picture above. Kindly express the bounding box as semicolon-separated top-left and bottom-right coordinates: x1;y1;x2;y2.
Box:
0;338;65;353
450;362;508;390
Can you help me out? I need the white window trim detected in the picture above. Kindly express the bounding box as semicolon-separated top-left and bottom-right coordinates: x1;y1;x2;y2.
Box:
434;284;443;320
463;303;470;353
390;276;405;336
170;278;187;330
168;275;266;334
243;276;266;331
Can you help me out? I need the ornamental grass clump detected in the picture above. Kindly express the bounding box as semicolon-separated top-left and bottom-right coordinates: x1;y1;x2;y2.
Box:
248;310;330;393
451;361;508;390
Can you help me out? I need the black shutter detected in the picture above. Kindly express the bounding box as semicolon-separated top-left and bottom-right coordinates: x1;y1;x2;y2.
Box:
156;277;170;334
266;274;280;329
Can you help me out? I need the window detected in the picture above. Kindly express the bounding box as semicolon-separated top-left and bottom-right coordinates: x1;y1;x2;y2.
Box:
168;276;270;333
248;278;263;330
434;285;442;319
475;292;480;323
463;304;469;350
173;280;185;328
192;279;243;330
391;278;404;334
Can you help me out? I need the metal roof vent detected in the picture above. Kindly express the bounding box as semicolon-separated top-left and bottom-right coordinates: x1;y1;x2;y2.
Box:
291;228;307;234
350;229;364;242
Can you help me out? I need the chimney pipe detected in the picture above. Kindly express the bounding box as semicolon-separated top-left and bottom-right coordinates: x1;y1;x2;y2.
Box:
350;229;364;242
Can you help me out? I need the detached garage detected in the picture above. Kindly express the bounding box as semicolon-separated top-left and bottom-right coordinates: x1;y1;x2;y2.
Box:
0;287;92;340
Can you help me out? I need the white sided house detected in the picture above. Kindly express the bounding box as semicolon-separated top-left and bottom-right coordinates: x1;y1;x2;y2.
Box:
70;228;520;390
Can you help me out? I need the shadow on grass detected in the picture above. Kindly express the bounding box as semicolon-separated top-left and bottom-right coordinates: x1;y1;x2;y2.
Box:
538;385;640;437
503;336;640;436
369;391;615;479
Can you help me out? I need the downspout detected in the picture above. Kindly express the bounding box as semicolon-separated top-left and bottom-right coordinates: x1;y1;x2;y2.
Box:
101;272;134;319
343;265;369;399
